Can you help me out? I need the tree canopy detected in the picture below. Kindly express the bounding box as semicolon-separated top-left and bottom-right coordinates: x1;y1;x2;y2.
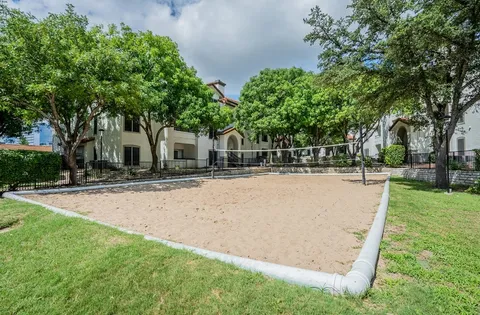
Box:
0;5;136;184
305;0;480;187
235;68;309;149
116;27;225;171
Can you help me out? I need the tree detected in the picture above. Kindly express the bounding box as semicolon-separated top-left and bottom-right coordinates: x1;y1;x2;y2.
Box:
236;68;309;161
0;109;25;138
305;0;480;188
317;71;386;160
0;5;134;184
117;27;222;172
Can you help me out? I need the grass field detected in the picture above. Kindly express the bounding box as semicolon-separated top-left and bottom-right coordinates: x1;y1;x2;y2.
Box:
1;177;479;314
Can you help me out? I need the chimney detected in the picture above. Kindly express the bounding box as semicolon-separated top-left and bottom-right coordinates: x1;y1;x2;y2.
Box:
212;79;226;95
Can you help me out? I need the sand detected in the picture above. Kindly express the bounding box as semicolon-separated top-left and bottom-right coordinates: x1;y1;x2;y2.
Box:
28;174;387;274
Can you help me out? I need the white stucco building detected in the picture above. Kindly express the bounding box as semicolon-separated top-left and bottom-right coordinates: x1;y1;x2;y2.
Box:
362;107;480;160
68;80;273;168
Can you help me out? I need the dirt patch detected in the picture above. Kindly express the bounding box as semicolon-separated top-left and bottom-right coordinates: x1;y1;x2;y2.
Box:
28;174;387;274
0;218;23;234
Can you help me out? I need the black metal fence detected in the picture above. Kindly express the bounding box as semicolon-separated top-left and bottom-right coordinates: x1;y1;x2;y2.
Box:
1;159;212;192
408;150;480;171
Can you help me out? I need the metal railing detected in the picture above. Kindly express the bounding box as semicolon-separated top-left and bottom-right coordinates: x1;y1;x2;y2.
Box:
408;150;480;171
1;159;211;192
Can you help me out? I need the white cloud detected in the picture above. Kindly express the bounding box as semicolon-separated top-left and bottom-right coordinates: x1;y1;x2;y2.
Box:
8;0;350;97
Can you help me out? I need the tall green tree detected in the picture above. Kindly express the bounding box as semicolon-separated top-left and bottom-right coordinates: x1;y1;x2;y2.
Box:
0;5;134;184
305;0;480;188
117;27;224;172
318;71;386;159
236;68;308;160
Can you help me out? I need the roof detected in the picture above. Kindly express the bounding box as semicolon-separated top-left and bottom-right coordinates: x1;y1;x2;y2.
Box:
205;80;239;107
219;97;239;107
347;134;356;141
208;84;225;98
389;118;410;131
0;144;52;152
216;123;244;137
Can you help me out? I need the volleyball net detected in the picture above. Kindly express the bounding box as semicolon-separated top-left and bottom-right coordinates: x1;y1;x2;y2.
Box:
211;142;378;169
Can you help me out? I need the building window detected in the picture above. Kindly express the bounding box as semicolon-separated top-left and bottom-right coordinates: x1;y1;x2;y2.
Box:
124;146;140;166
124;117;140;133
241;138;244;145
256;136;259;144
364;148;370;157
457;138;465;155
93;117;98;135
262;134;268;142
261;149;268;157
174;149;184;159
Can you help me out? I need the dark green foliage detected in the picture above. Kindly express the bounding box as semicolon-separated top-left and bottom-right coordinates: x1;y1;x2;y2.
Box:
466;179;480;194
364;156;373;168
332;153;350;167
378;149;385;163
473;149;480;171
384;145;405;167
449;159;467;171
0;150;61;190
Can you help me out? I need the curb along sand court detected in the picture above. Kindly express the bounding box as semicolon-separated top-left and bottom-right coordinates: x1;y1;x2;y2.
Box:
27;174;388;274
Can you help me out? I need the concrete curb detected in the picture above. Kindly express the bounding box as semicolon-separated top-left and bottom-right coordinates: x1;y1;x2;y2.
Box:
3;173;391;295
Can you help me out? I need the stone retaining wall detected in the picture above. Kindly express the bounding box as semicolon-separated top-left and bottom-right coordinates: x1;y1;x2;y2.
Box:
386;168;480;186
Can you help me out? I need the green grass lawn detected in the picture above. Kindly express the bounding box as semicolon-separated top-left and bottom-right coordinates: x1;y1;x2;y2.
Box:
1;177;479;314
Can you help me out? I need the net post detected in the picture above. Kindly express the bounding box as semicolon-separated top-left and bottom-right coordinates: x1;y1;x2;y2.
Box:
360;124;366;186
211;135;215;179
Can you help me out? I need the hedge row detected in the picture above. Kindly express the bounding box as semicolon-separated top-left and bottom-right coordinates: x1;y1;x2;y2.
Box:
0;150;62;190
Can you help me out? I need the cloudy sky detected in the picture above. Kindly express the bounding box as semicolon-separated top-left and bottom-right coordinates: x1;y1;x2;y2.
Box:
8;0;350;99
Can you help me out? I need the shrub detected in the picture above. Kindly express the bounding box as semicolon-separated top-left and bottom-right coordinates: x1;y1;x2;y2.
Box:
378;149;385;163
449;159;467;171
473;149;480;171
384;145;405;167
466;179;480;195
364;156;373;168
333;154;350;167
0;150;61;190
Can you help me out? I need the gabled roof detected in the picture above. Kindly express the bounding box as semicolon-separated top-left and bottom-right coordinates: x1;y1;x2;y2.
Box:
216;123;243;137
389;118;410;131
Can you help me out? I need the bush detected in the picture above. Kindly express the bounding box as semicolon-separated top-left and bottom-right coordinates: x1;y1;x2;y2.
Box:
384;145;405;167
333;154;350;167
378;149;385;163
364;156;373;168
466;179;480;195
0;150;61;190
449;159;467;171
473;149;480;171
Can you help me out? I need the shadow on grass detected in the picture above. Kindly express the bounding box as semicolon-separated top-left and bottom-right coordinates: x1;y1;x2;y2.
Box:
341;179;387;186
389;177;469;193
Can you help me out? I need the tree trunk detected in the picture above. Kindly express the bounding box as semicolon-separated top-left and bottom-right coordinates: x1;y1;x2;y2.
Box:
150;145;159;173
435;141;448;189
67;149;78;186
